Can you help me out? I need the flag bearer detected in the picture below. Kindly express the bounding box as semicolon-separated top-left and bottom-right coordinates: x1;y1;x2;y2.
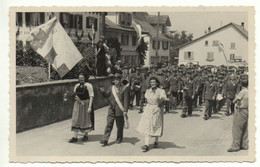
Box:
99;73;130;146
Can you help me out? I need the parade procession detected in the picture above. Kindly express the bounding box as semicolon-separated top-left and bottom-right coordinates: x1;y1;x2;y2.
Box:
14;10;251;158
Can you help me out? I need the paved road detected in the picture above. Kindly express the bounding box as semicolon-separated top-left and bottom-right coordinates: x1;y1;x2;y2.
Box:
16;104;248;156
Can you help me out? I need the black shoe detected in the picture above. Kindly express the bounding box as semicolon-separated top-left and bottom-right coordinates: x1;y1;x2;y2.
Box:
82;135;88;141
227;148;240;152
116;140;122;144
141;145;149;152
69;137;78;143
138;110;143;114
153;142;158;148
225;112;230;116
100;140;108;146
203;116;208;120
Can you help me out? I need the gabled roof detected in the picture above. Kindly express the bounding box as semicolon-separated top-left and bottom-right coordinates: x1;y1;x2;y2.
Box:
134;19;171;41
175;22;248;50
105;18;135;32
147;15;171;26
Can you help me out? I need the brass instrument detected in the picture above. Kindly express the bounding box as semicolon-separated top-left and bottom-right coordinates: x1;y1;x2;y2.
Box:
122;78;129;86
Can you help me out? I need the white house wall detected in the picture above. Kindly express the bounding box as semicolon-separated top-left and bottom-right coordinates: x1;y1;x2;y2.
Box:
178;26;248;66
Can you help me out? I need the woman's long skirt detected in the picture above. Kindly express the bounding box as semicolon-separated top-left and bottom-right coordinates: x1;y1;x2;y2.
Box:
136;104;164;137
71;99;94;133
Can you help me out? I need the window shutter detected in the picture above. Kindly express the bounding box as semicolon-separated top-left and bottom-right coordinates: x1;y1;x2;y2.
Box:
69;14;74;28
191;52;194;60
158;41;160;49
184;52;188;60
94;18;98;31
16;12;23;26
78;15;83;30
86;17;89;28
25;12;31;27
40;13;45;24
152;40;156;49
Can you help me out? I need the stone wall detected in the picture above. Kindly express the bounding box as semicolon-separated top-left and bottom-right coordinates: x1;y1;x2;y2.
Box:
16;77;112;132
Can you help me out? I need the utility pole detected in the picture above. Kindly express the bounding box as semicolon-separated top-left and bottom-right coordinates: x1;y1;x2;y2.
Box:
155;12;160;64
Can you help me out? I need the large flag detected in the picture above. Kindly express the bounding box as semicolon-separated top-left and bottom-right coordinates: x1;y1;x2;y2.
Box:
29;17;83;78
132;20;142;46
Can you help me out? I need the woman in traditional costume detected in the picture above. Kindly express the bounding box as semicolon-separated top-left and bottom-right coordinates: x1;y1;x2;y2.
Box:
69;73;94;143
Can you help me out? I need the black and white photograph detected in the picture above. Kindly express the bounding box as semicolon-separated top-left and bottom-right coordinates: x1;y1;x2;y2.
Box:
9;7;255;162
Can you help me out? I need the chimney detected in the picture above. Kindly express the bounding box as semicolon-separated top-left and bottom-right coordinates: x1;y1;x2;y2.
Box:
241;22;245;29
208;26;211;33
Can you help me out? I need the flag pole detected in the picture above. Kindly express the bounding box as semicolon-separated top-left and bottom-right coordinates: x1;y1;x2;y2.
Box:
48;62;51;81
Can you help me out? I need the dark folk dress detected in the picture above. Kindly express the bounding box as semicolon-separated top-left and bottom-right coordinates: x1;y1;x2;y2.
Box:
96;45;107;76
71;83;95;132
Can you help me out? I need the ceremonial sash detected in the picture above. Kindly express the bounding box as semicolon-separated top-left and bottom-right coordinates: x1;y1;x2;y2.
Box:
112;85;129;129
112;85;125;112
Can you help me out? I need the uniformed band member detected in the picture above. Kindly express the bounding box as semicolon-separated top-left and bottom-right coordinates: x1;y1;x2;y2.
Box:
222;73;240;116
129;67;142;109
99;73;130;146
183;72;196;117
203;74;217;120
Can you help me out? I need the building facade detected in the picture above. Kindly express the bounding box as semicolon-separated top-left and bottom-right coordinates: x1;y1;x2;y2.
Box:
105;12;142;65
177;23;248;66
16;12;105;46
133;13;172;67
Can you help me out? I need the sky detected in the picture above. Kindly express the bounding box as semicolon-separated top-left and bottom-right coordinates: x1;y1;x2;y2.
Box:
150;12;248;39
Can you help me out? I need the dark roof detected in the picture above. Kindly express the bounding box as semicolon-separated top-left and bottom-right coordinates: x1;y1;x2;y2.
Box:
133;12;149;21
147;15;171;26
175;22;248;49
105;18;135;32
134;19;171;41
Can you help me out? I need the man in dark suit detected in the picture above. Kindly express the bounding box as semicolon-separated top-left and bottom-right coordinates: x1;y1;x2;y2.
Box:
169;71;180;109
203;74;217;120
183;72;196;117
99;73;130;146
222;73;240;116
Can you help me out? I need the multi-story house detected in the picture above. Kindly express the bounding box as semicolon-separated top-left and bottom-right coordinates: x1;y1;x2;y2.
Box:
16;12;106;46
176;22;248;66
105;12;149;66
133;13;172;67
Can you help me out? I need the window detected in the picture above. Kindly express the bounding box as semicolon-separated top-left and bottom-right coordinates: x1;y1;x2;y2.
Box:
162;41;169;50
132;35;137;46
86;17;98;31
206;52;214;61
25;12;45;27
16;12;23;26
205;40;208;46
230;54;242;62
184;51;194;60
60;13;83;29
74;15;83;30
230;42;236;49
119;12;132;26
152;40;160;50
212;40;220;46
230;54;235;61
60;13;71;28
121;34;129;46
